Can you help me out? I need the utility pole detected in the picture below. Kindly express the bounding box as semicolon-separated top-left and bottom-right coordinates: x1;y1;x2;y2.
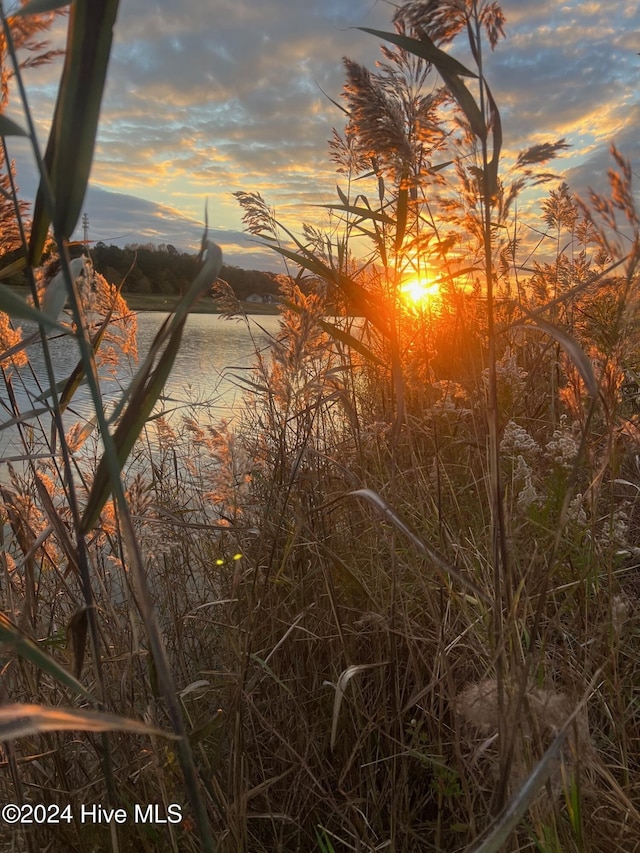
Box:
82;212;89;247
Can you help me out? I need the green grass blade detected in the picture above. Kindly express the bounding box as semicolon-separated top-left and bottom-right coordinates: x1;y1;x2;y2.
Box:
0;114;28;136
15;0;71;14
0;613;95;702
0;282;67;331
315;827;337;853
29;0;120;264
357;27;478;78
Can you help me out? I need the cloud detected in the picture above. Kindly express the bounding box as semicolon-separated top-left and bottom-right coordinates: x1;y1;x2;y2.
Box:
5;0;639;270
77;186;284;270
489;1;639;150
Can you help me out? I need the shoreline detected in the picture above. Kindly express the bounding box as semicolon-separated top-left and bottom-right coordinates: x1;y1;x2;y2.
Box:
124;292;280;315
7;284;281;316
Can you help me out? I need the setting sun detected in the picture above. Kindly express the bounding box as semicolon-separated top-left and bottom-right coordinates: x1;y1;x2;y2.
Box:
400;275;441;307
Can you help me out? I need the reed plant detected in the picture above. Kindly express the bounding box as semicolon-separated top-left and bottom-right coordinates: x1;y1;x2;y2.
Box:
0;1;638;852
224;2;640;851
0;2;223;851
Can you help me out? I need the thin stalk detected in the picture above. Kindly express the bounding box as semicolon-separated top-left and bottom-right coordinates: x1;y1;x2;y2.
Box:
472;1;510;808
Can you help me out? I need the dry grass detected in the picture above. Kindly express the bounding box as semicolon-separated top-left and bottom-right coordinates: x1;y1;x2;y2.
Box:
2;216;640;852
1;2;640;851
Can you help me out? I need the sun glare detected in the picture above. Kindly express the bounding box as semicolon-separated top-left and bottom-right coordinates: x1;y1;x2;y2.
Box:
401;275;441;307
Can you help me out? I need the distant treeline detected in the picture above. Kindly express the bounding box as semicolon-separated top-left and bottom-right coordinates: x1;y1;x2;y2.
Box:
88;242;281;300
0;241;282;301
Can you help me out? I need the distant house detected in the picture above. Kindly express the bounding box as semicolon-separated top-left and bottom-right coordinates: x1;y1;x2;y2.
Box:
246;293;264;303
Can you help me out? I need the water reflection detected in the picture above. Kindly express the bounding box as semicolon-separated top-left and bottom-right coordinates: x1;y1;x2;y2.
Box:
133;312;278;414
0;312;280;469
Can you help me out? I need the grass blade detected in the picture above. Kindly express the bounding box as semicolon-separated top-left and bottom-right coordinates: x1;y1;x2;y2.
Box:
518;311;598;397
0;703;179;741
395;184;408;252
270;244;391;336
316;203;395;225
79;241;223;533
0;613;95;702
0;282;67;331
79;316;185;533
466;730;567;852
329;663;387;751
467;685;596;852
0;114;28;136
438;65;486;140
0;257;26;279
318;318;386;367
29;0;120;264
485;83;502;199
15;0;70;13
358;27;485;138
349;488;491;603
357;27;478;78
56;267;128;413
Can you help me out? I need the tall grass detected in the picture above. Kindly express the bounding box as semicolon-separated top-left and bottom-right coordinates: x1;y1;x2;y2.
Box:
0;3;219;851
0;1;639;852
226;2;640;851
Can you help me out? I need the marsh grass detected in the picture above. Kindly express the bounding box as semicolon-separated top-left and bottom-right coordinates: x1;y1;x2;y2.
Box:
220;3;640;850
208;249;640;851
0;1;639;852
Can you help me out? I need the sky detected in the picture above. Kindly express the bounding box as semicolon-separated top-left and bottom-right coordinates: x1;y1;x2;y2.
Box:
6;0;640;271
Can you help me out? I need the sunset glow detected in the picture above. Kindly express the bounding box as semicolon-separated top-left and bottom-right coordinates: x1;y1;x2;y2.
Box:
6;2;632;269
401;275;441;307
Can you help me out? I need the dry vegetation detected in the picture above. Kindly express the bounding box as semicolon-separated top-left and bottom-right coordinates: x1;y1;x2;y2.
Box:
0;2;639;852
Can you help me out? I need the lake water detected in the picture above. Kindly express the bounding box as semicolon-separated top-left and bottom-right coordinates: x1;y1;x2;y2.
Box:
0;312;281;470
133;311;280;415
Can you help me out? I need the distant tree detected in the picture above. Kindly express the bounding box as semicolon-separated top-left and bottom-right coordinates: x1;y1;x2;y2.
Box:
103;265;123;287
88;243;274;300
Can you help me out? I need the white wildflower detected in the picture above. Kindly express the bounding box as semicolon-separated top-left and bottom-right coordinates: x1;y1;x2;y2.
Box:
597;505;630;550
545;424;580;470
611;593;631;639
500;420;540;461
431;380;471;415
514;455;542;511
483;347;527;398
566;492;587;527
518;477;541;511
